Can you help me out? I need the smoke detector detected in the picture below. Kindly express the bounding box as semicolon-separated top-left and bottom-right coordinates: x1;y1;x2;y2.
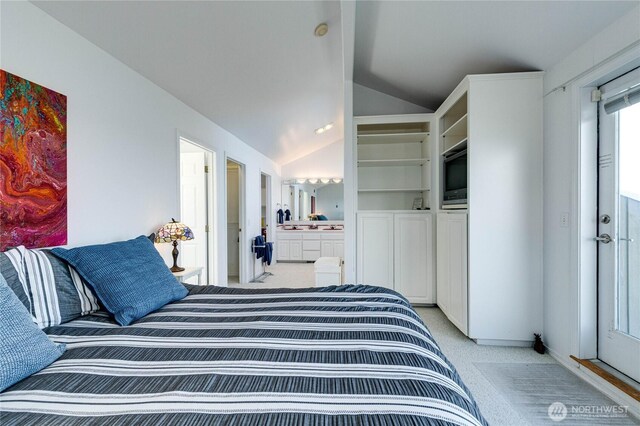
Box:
314;23;329;37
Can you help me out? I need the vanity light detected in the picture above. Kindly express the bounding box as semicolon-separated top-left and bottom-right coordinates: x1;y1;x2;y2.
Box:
296;178;307;184
320;178;331;184
308;178;319;184
332;178;342;183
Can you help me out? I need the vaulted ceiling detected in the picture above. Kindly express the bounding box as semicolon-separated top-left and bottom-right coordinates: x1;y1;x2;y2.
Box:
33;1;344;165
354;1;637;110
32;1;637;164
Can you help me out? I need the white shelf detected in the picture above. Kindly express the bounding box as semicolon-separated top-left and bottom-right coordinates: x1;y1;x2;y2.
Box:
442;204;468;210
442;138;468;156
357;158;429;167
441;114;468;137
357;132;428;145
359;188;430;193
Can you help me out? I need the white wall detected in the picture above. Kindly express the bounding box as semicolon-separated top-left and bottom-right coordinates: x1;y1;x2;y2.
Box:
0;1;281;285
281;140;344;180
354;83;432;116
543;5;640;362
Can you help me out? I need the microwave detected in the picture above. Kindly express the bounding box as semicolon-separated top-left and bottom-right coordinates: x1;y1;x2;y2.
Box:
442;149;467;205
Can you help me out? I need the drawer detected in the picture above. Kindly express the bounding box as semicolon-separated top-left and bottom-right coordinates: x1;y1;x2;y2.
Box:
303;250;321;261
277;232;302;240
302;233;321;240
303;240;321;251
321;233;344;240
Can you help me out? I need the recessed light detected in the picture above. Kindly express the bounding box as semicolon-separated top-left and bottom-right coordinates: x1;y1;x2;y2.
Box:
314;122;333;135
314;23;329;37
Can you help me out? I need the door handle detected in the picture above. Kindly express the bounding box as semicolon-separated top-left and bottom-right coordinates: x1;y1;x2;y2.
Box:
594;234;614;244
620;237;635;243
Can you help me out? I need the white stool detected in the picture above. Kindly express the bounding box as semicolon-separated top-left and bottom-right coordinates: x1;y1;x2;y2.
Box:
314;257;342;287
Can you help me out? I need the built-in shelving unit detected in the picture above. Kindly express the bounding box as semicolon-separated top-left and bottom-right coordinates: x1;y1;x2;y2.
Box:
357;121;431;211
440;92;468;209
440;93;468;156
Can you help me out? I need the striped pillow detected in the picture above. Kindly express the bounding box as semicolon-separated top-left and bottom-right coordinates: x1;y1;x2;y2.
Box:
1;247;101;328
0;247;32;316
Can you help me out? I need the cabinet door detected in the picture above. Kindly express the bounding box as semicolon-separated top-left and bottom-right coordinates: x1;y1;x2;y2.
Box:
394;214;434;304
289;241;302;260
333;241;344;259
436;214;450;314
357;213;394;288
277;240;290;260
438;213;468;335
321;241;333;257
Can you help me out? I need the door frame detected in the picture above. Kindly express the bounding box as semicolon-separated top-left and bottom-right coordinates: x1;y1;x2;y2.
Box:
261;171;272;242
596;69;640;382
176;132;216;285
225;155;246;284
565;48;640;362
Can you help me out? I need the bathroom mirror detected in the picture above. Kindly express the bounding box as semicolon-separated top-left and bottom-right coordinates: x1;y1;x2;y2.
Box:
281;181;344;221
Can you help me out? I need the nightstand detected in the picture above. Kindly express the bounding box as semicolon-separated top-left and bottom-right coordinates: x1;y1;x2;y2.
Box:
172;266;204;285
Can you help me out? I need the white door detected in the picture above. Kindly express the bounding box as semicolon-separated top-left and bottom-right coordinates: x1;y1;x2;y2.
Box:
437;212;468;335
180;152;208;284
597;70;640;382
357;213;394;288
394;213;434;304
436;213;450;315
226;166;240;278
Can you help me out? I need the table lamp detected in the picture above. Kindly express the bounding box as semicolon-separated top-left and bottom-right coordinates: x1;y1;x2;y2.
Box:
155;218;194;272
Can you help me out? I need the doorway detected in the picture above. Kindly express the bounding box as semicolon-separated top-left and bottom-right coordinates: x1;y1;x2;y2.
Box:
226;158;245;284
261;173;271;242
597;67;640;382
179;138;214;284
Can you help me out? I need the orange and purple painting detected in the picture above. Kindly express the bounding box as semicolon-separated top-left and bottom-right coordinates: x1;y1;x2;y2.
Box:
0;70;67;251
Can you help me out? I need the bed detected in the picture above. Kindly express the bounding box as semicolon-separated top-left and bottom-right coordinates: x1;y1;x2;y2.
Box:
0;284;487;425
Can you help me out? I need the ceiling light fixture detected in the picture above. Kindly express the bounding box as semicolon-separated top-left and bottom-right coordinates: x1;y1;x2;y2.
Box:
314;122;334;135
314;23;329;37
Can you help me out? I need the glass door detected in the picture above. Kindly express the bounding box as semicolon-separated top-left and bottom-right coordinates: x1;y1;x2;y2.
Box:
597;68;640;382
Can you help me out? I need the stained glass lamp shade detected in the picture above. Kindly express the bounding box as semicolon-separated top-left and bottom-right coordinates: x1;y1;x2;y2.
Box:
155;219;194;272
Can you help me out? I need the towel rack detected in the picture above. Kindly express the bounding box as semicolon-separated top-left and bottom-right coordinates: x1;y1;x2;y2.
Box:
251;238;273;283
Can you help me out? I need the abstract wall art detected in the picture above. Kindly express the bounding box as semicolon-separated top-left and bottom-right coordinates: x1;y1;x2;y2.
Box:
0;70;67;251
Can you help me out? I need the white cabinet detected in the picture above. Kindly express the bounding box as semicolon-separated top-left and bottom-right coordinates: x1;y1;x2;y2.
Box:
433;72;543;343
357;213;394;289
320;233;344;258
277;231;343;262
436;212;468;335
394;214;434;304
276;240;290;261
357;212;435;303
289;241;302;260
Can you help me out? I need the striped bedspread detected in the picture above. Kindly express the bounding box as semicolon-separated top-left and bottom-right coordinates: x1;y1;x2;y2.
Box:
0;284;487;425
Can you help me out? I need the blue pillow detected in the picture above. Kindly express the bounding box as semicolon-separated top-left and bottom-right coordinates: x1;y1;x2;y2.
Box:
0;272;65;392
51;236;188;326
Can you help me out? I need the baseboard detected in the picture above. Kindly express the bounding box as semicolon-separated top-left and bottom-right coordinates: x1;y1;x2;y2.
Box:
547;348;640;420
474;339;532;347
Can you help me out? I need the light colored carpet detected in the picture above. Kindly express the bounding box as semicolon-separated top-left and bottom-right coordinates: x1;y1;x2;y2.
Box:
474;362;638;425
